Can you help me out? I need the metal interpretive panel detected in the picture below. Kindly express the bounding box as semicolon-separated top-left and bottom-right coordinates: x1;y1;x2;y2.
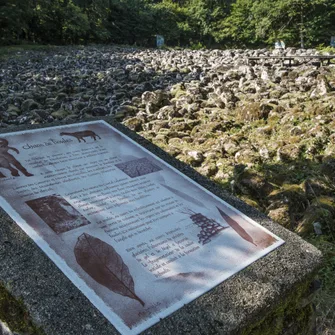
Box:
0;121;284;335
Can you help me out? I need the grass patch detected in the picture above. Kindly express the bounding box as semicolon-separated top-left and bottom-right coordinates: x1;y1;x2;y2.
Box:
316;45;335;55
308;236;335;334
0;44;59;61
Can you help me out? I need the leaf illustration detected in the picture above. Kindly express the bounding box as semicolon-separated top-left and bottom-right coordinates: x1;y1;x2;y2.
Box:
74;233;145;306
160;184;206;208
216;206;257;246
258;233;277;249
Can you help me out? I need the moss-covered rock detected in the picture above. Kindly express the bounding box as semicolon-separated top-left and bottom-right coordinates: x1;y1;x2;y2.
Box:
276;144;304;162
169;121;192;132
118;105;137;116
321;157;335;181
267;205;291;228
236;102;271;122
242;278;317;335
123;117;143;131
6;104;20;116
0;283;44;335
21;99;40;112
239;196;262;211
56;93;68;101
197;162;218;177
268;184;309;225
170;84;186;98
51;109;72;119
296;206;333;236
302;178;333;200
311;196;335;214
150;120;169;132
234;168;274;207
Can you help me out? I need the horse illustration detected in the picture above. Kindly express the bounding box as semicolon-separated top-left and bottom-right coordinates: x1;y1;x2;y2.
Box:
59;130;101;143
0;138;34;178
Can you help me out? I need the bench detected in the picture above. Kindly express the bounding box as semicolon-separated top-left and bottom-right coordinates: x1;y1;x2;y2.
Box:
247;55;335;67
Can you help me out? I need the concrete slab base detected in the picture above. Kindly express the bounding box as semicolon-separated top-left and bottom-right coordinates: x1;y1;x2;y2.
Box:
0;118;322;335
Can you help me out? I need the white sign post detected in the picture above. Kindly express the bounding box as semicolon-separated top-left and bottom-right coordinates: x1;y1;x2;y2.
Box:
331;36;335;47
0;121;284;334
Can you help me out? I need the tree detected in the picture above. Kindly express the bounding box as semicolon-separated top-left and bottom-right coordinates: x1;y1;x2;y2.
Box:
221;0;256;46
0;0;33;44
0;0;334;47
222;0;335;47
74;0;111;41
32;0;90;43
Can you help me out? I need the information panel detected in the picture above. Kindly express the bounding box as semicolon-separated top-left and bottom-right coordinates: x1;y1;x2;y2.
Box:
0;121;284;334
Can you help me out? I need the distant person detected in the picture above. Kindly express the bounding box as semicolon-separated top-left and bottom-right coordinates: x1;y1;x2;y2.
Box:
275;41;281;49
280;40;286;49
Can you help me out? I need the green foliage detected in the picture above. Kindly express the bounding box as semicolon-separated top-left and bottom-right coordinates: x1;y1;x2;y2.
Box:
62;3;90;43
0;0;33;45
316;45;335;54
222;0;335;47
308;235;335;333
310;236;335;291
190;41;206;49
0;0;335;50
36;0;90;43
186;0;230;46
220;0;255;46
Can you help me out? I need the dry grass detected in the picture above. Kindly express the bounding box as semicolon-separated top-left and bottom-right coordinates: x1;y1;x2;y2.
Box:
317;293;335;335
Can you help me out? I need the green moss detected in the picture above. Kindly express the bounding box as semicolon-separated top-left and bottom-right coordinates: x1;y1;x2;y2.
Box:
271;183;304;195
297;207;332;236
242;278;316;335
239;196;262;211
312;196;335;212
174;90;187;99
51;109;72;119
0;282;44;334
123;117;143;131
170;84;186;98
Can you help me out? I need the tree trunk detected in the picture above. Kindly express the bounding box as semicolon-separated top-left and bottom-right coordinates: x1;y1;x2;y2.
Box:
300;2;304;48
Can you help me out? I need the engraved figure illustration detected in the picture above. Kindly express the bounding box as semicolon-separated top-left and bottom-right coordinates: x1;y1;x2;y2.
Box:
115;157;162;178
26;194;90;234
59;130;101;142
74;233;145;306
0;138;34;178
182;209;227;245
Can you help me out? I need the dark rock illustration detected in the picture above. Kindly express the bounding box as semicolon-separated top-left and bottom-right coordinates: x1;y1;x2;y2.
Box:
115;157;162;178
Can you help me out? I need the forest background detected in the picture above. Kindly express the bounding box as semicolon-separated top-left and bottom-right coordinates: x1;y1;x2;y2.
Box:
1;0;335;48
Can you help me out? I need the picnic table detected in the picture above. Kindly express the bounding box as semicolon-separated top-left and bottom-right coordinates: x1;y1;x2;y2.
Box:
247;55;335;67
